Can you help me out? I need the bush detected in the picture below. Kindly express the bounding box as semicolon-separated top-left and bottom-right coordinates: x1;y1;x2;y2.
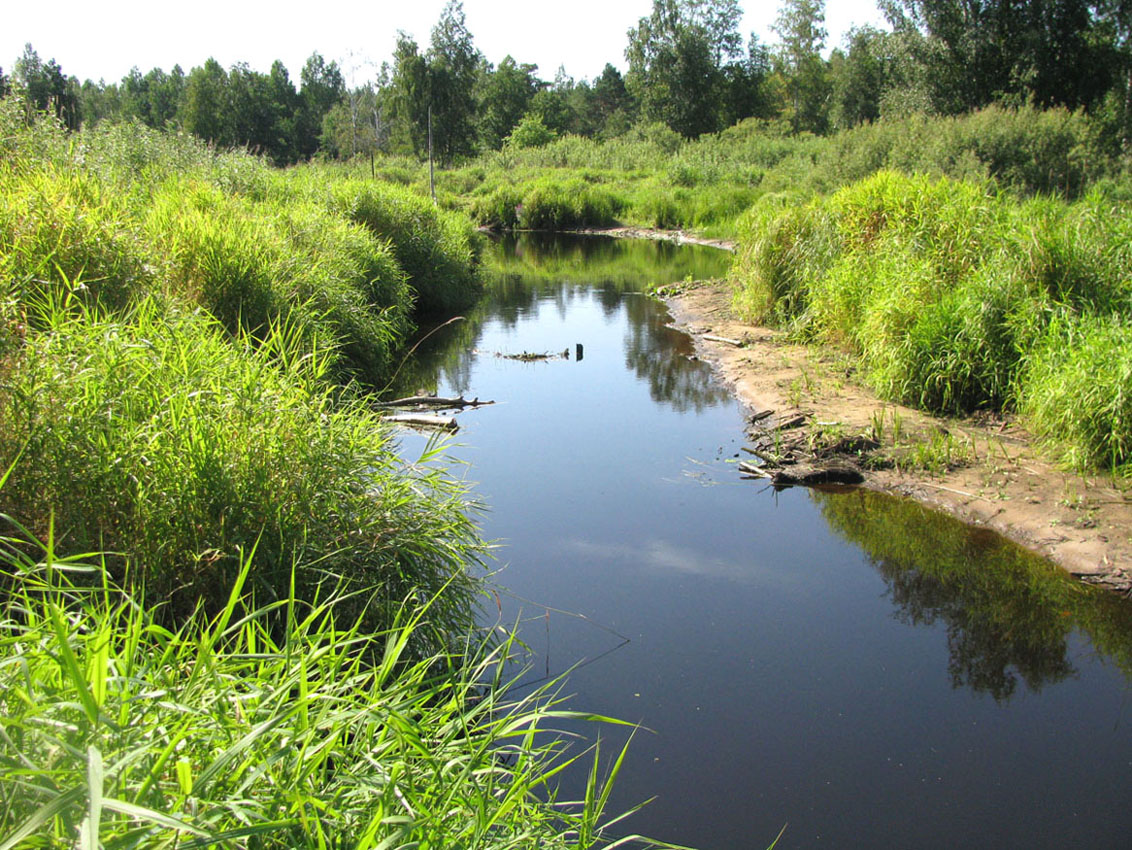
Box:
0;545;636;850
0;297;482;627
327;179;482;314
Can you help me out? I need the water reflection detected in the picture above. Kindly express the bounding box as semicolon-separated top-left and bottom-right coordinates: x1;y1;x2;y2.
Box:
814;488;1132;700
392;233;733;412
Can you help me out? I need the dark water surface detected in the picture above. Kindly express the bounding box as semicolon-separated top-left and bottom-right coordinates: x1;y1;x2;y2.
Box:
396;234;1132;849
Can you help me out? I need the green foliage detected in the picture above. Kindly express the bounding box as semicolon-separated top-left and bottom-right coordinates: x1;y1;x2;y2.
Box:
325;177;481;313
0;164;152;315
0;540;648;849
729;168;1132;471
506;113;556;149
1021;316;1132;472
0;297;482;627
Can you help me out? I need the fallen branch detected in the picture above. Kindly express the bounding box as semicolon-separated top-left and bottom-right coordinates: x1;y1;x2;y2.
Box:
376;395;493;410
703;333;743;347
383;414;459;431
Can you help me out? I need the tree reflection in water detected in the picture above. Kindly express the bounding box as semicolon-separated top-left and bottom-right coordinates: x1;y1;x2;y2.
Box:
388;232;734;413
814;487;1132;700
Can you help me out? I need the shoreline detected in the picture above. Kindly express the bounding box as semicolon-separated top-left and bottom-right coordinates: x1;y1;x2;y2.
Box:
661;278;1132;594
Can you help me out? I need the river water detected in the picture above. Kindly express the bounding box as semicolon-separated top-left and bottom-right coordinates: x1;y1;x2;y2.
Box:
395;233;1132;849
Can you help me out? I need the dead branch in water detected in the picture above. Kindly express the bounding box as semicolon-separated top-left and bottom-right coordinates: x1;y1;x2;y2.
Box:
376;395;494;410
383;413;459;431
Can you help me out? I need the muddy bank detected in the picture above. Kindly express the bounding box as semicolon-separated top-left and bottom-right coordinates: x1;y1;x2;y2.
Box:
663;279;1132;593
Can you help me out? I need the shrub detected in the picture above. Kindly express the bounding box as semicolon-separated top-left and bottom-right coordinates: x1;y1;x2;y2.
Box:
327;179;481;314
0;297;482;627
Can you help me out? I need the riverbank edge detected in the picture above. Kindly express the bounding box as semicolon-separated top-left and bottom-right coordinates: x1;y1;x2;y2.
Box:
661;277;1132;594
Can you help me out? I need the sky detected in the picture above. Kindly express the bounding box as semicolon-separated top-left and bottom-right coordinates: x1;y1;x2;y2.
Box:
3;0;889;87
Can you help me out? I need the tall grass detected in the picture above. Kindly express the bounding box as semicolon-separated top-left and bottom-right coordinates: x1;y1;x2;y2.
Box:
729;170;1132;472
317;176;482;314
0;521;652;850
0;294;482;631
363;103;1124;241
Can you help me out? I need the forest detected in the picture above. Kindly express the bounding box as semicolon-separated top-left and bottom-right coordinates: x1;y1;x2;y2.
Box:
5;0;1132;165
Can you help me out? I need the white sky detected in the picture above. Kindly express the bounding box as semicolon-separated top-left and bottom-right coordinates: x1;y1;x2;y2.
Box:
3;1;888;87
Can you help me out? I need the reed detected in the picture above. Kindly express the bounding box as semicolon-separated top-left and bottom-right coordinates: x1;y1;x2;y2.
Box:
729;170;1132;472
0;295;482;632
0;519;654;850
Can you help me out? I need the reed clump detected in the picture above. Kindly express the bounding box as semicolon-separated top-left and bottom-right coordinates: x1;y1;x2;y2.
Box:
0;528;645;849
729;170;1132;473
0;110;487;628
0;295;482;629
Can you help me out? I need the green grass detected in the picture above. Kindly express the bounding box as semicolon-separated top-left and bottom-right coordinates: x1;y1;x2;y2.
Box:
0;518;658;850
728;170;1132;473
0;294;483;633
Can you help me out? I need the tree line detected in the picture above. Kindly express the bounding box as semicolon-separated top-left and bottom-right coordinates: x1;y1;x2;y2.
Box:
5;0;1132;164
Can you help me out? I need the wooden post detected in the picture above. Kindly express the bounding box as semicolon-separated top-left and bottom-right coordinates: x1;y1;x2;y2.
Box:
428;106;436;204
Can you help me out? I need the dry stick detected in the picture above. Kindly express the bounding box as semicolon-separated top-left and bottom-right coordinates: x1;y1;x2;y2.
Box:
703;333;743;347
375;395;494;409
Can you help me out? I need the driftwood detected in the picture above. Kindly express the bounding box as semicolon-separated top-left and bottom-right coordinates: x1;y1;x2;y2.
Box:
383;413;459;431
774;414;808;432
703;334;743;347
748;408;775;424
740;408;874;489
738;461;772;478
376;395;493;410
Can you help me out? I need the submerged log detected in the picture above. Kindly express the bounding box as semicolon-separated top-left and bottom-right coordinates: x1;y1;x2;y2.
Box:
383;413;459;431
376;395;493;410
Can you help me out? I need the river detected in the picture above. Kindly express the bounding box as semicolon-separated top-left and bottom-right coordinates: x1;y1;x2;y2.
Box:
394;233;1132;849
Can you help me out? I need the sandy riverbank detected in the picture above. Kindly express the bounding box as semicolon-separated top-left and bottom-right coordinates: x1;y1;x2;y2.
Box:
662;278;1132;593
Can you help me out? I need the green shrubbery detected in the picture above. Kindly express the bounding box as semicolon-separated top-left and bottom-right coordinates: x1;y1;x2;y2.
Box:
0;296;482;629
0;112;488;622
729;170;1132;472
427;103;1119;240
0;533;640;849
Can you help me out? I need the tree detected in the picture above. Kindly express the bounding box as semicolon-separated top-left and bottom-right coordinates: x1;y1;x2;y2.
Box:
180;58;230;145
388;33;431;156
771;0;832;132
829;26;890;128
427;0;482;161
13;44;80;128
297;52;345;158
721;34;774;126
626;0;741;136
477;55;539;149
881;0;1116;114
589;64;636;137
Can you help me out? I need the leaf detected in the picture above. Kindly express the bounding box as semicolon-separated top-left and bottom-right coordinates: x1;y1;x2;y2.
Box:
0;787;85;850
